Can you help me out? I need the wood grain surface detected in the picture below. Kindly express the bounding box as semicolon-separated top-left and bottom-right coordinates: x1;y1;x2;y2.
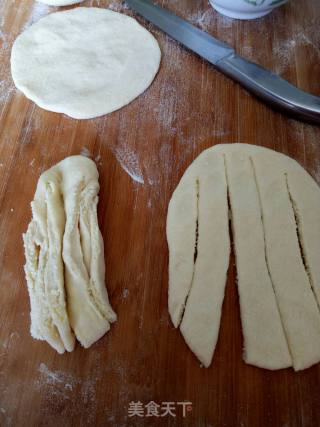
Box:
0;0;320;426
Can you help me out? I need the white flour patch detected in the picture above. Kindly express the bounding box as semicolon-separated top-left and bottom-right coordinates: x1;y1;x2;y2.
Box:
108;1;130;13
272;22;320;74
122;288;129;299
80;147;91;158
36;362;100;416
272;39;296;73
0;30;9;50
152;82;177;136
23;2;51;30
95;154;102;164
38;363;63;384
80;378;97;405
0;26;15;107
147;176;155;186
37;363;76;387
241;45;253;58
0;80;15;105
188;9;213;31
2;332;20;350
295;31;320;55
113;146;144;184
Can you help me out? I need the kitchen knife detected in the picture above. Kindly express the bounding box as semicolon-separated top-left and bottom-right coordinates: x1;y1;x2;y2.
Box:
126;0;320;124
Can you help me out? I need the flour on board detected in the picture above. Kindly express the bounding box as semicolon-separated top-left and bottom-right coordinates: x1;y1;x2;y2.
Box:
23;2;51;30
272;30;320;74
0;27;15;106
189;9;214;31
0;79;14;106
107;1;129;13
113;146;144;184
122;288;130;299
38;363;75;387
95;154;102;165
79;146;144;184
80;147;91;158
0;30;9;50
34;362;100;425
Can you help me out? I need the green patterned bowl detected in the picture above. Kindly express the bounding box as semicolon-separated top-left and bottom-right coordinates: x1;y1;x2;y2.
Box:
209;0;288;19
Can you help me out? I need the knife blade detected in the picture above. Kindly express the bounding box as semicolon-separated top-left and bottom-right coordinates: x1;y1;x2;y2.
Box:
126;0;320;124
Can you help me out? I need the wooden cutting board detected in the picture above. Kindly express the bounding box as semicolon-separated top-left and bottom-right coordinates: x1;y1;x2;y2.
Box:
0;0;320;426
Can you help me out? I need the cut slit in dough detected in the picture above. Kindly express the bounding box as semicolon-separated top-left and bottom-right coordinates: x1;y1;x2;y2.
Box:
166;173;198;328
225;151;291;370
23;156;116;353
167;144;320;371
252;151;320;371
179;153;230;368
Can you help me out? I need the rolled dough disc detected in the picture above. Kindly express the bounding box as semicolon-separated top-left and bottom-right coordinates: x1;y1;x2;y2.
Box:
11;8;161;119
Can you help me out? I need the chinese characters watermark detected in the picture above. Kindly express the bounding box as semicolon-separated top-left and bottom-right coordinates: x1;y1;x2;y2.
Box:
128;401;193;418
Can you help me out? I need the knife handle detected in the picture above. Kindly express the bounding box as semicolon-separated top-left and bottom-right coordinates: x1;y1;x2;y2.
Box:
216;54;320;125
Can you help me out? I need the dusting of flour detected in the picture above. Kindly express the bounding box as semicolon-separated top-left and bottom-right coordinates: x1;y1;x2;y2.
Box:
113;146;144;184
272;30;320;74
79;145;144;184
80;146;91;158
32;359;131;426
23;2;51;30
122;288;130;299
36;362;99;417
38;363;76;389
0;21;15;108
107;1;130;13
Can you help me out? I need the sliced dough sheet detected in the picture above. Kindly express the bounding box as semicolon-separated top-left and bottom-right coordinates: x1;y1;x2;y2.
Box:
167;173;198;328
252;151;320;371
180;152;230;367
225;150;291;370
286;166;320;309
167;143;320;370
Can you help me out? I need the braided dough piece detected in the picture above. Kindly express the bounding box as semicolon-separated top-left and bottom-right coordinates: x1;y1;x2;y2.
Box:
23;155;116;352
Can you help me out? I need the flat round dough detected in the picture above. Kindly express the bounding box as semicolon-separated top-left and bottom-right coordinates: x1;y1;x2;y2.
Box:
36;0;85;6
11;8;161;119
